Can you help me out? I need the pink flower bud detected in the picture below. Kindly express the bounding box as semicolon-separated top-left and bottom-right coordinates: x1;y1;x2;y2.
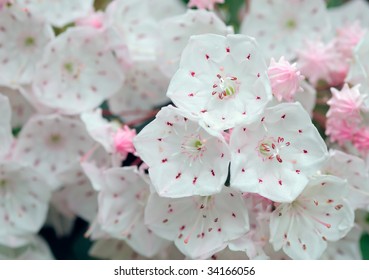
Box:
114;125;136;159
267;57;304;102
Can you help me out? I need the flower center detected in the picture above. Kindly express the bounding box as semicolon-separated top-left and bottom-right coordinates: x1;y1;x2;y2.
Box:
285;19;297;29
24;36;35;47
0;179;7;188
181;135;207;161
257;136;290;163
212;74;239;100
64;62;74;74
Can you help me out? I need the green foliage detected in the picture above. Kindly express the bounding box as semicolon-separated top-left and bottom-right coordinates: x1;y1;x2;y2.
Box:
360;233;369;260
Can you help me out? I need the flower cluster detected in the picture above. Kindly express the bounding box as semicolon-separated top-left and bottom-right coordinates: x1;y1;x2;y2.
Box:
0;0;368;260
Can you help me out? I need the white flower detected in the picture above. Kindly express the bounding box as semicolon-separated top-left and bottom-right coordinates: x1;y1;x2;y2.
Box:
145;187;250;259
105;0;159;61
16;0;94;28
270;175;355;260
134;105;231;198
328;0;369;30
32;27;124;115
158;9;232;77
83;165;169;258
321;150;369;210
346;33;369;95
0;87;35;129
0;94;13;158
230;102;328;202
12;114;96;189
0;4;54;86
167;34;272;131
0;161;51;237
241;0;329;60
0;235;53;260
321;226;363;260
108;60;170;123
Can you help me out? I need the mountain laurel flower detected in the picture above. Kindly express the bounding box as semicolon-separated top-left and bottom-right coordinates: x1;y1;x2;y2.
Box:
267;57;304;102
145;187;249;259
134;105;231;198
270;175;355;260
167;34;272;131
327;84;366;123
230;102;328;203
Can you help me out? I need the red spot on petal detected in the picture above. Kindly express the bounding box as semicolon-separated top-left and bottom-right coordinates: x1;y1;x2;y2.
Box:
205;54;209;59
193;177;198;184
162;219;168;223
211;170;215;176
226;47;230;53
161;158;168;163
190;71;195;77
175;172;181;179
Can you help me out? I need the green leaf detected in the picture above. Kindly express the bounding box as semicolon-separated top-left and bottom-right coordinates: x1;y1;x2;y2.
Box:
360;233;369;260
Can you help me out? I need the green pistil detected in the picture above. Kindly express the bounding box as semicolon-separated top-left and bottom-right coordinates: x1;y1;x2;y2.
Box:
225;86;235;97
64;62;74;74
194;140;203;149
0;179;7;188
50;134;61;143
24;37;35;47
286;19;297;29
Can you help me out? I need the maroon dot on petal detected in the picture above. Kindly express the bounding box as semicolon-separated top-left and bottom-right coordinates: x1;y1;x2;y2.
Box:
205;54;209;59
232;212;236;218
193;177;198;184
190;71;195;77
281;114;286;119
162;219;168;223
211;170;215;176
161;158;168;163
175;172;181;179
226;47;230;53
303;150;308;154
180;225;186;231
246;54;251;60
217;228;222;232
